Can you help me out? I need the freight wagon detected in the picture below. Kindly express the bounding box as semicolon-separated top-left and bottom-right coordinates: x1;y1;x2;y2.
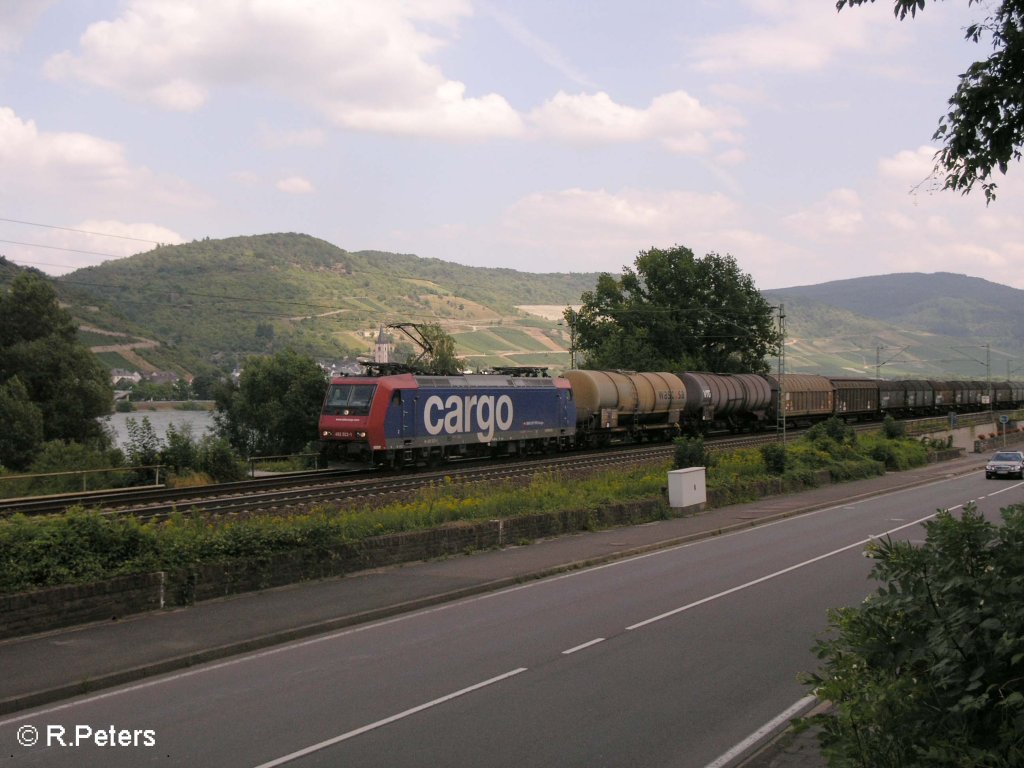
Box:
320;365;1024;467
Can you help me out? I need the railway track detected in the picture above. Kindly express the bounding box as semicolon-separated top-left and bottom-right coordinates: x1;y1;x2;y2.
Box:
0;443;680;521
0;411;999;521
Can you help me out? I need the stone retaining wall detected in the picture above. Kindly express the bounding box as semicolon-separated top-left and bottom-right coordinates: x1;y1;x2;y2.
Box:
1;499;680;639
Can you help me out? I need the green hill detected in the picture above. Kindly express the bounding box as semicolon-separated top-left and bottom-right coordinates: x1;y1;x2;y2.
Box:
50;233;593;374
765;274;1024;379
7;239;1022;380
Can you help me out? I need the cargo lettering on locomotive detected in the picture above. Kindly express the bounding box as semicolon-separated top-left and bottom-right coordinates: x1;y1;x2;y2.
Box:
423;393;514;442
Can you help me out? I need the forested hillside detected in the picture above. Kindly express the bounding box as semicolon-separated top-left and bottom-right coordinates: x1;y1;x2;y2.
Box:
6;240;1023;380
52;233;595;374
765;274;1024;378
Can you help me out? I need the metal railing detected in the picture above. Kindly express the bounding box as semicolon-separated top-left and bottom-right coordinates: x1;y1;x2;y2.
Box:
0;465;166;501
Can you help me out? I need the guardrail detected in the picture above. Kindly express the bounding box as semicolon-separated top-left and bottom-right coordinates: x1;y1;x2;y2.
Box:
0;465;166;501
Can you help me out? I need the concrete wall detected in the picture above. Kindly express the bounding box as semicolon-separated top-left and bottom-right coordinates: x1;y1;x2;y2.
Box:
916;416;1024;453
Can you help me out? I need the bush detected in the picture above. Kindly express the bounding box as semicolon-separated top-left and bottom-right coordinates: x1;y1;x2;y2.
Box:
760;442;787;475
882;414;905;439
803;504;1024;767
196;436;245;482
673;436;709;469
807;416;855;445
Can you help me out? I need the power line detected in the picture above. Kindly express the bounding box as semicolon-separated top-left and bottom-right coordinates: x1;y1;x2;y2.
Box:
0;239;127;259
0;217;164;244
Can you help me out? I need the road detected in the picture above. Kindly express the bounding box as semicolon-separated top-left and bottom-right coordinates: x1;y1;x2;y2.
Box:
3;470;1021;768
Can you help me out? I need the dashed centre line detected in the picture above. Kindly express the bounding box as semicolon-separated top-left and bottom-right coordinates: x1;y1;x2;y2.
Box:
562;638;605;655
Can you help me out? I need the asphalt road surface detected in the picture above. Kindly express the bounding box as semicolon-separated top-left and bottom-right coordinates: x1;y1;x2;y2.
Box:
4;469;1021;768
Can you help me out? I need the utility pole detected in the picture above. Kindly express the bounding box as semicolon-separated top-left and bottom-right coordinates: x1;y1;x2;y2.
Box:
776;304;786;443
559;308;578;370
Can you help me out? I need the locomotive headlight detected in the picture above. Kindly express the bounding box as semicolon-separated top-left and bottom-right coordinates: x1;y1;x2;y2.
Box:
322;430;331;438
355;431;367;439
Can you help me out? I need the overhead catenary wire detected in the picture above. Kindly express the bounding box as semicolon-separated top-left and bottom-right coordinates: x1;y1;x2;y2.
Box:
0;217;165;244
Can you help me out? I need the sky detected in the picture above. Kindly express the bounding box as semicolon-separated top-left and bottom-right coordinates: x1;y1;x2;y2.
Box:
1;0;1021;291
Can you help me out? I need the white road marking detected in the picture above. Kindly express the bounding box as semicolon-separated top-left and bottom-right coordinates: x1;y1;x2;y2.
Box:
562;638;605;655
251;667;528;768
626;510;941;631
702;695;817;768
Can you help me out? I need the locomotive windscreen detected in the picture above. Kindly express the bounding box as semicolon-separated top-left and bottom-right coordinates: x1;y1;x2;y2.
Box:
323;383;377;416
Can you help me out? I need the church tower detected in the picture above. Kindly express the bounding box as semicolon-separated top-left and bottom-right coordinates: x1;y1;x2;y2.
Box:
373;325;391;363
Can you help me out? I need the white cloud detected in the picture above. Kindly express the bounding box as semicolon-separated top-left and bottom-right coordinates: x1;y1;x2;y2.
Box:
766;151;1024;289
784;188;864;238
276;176;314;194
0;106;126;176
0;106;205;273
496;187;741;271
43;0;525;139
688;0;896;74
42;0;754;149
878;145;941;186
528;90;742;155
326;80;522;139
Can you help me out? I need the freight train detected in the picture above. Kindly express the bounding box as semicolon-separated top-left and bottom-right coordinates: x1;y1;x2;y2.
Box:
318;368;1024;467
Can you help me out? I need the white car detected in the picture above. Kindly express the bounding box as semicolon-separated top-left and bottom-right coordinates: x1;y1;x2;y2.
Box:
985;450;1024;479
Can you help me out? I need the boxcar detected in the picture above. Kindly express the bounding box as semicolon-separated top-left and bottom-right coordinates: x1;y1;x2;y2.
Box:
992;380;1015;408
952;380;987;410
879;379;936;415
929;380;956;410
765;374;833;424
902;380;936;413
878;379;906;412
319;373;576;466
830;377;879;419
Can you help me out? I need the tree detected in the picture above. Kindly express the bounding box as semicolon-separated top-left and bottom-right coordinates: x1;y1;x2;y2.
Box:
417;323;466;375
837;0;1024;202
389;322;465;375
214;349;327;456
572;246;780;373
805;503;1024;766
0;269;76;347
0;272;113;454
0;376;44;470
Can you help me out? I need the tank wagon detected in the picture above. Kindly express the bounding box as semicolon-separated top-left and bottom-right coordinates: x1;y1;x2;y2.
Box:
562;370;685;445
677;372;773;432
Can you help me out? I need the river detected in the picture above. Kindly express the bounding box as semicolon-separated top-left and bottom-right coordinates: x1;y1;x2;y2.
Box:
101;408;218;450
